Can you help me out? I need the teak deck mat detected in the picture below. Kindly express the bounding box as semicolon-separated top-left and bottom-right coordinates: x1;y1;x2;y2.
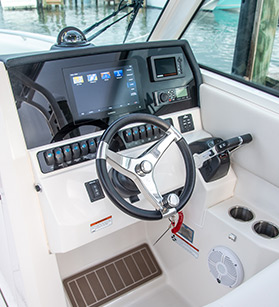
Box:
63;243;162;307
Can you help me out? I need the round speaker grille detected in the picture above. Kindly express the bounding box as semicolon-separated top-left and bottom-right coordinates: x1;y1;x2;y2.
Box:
208;246;244;288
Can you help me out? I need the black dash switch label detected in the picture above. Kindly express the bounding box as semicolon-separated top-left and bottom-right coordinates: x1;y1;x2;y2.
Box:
85;179;105;202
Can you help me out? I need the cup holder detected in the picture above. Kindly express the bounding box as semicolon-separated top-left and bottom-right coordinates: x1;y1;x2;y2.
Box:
229;206;254;222
253;221;279;239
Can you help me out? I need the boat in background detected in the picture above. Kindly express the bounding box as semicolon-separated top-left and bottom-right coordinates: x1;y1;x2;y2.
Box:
202;0;241;11
216;0;241;11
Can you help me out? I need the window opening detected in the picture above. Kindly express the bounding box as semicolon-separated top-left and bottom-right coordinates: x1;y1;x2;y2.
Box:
182;0;279;92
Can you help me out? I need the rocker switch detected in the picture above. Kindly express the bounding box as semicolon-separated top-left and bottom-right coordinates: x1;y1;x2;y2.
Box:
71;143;81;159
146;124;153;138
63;145;72;162
124;129;133;143
88;138;96;153
54;147;64;164
139;125;147;139
80;140;89;156
44;150;55;166
132;127;140;141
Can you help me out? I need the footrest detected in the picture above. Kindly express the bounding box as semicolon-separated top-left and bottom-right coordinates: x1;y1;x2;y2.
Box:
63;243;162;307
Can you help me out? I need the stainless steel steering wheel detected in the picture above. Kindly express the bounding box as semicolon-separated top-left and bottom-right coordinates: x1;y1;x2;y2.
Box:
96;113;195;220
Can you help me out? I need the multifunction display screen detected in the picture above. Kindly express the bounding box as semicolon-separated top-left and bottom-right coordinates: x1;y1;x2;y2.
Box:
154;57;177;78
150;53;185;81
63;60;144;122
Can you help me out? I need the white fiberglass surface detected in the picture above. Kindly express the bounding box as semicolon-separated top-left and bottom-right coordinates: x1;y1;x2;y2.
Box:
0;30;55;54
107;283;190;307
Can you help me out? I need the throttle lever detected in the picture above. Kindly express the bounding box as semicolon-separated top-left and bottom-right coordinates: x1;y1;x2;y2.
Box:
215;134;252;153
193;133;252;169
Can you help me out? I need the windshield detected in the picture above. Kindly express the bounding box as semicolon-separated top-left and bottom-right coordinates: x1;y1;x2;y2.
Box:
0;0;167;53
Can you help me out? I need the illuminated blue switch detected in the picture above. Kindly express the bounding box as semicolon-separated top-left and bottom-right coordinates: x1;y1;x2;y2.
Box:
123;128;133;143
88;138;96;153
132;127;139;141
139;125;146;139
71;143;81;159
80;140;89;156
54;147;64;164
146;124;153;138
63;145;72;162
44;149;55;166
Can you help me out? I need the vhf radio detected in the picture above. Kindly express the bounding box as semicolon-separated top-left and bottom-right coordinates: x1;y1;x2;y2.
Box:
153;86;189;106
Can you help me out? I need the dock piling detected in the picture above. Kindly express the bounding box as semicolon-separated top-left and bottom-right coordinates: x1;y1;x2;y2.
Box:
252;0;279;84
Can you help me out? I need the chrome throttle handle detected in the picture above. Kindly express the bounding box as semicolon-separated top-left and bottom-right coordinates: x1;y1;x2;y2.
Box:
193;133;252;169
215;134;252;153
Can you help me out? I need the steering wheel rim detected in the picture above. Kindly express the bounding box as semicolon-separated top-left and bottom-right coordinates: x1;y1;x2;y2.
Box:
96;113;195;220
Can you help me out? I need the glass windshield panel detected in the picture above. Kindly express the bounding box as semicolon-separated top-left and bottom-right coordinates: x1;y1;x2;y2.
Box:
182;0;279;93
0;0;167;51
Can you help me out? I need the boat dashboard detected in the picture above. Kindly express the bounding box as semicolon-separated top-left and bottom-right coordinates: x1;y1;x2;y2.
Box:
4;40;205;253
7;40;200;148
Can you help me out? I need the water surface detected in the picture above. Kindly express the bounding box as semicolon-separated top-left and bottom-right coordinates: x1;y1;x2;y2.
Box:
1;2;278;76
0;1;162;45
183;9;279;74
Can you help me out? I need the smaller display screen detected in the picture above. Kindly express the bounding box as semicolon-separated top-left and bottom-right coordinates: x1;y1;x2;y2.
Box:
154;57;177;78
63;60;144;122
175;87;188;99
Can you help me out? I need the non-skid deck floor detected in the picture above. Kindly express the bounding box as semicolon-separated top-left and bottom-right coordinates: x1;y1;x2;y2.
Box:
63;243;162;307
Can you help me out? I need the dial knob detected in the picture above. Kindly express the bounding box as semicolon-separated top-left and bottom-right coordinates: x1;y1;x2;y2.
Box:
159;92;169;103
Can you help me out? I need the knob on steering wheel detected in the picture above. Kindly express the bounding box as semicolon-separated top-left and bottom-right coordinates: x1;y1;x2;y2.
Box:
96;113;195;220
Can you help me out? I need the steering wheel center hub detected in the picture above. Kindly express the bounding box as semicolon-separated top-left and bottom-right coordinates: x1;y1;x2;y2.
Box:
136;160;153;176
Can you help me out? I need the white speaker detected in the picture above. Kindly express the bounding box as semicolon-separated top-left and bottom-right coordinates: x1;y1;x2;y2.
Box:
208;246;244;288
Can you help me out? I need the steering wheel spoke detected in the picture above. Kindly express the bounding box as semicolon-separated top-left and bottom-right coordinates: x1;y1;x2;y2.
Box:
134;173;163;211
106;148;164;211
142;127;181;166
106;148;132;172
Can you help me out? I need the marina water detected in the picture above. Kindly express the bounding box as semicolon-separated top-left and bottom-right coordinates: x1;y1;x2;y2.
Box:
0;1;278;75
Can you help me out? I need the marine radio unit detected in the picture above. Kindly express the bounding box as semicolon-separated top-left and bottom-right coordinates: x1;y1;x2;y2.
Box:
153;86;189;106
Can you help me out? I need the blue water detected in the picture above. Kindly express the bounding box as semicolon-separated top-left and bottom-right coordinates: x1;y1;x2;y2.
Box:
183;10;239;73
183;9;279;74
